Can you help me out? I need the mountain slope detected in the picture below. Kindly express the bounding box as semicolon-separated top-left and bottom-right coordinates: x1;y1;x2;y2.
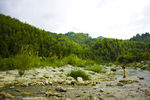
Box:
0;14;62;57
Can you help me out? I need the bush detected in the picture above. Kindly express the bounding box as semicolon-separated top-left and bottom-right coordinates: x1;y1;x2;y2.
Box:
67;69;90;80
51;59;68;68
84;59;95;66
0;54;41;71
15;54;33;70
0;57;16;70
84;65;104;73
65;54;86;67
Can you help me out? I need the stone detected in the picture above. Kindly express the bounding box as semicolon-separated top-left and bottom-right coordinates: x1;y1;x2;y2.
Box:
88;95;97;100
107;94;115;97
0;92;14;99
116;82;124;86
77;77;83;83
71;80;77;85
42;80;50;85
98;96;104;100
52;69;57;72
43;75;50;78
15;89;21;92
146;90;150;96
67;88;74;90
99;89;104;92
15;78;28;84
21;82;29;87
45;90;61;97
22;97;48;100
67;77;74;80
141;65;149;70
55;86;67;92
106;83;114;86
138;76;144;80
119;79;134;84
76;94;81;97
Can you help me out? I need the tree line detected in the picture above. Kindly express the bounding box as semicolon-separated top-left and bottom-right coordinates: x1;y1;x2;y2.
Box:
0;14;150;68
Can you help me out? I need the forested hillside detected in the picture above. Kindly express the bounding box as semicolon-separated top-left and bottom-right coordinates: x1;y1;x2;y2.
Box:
0;14;150;70
130;32;150;42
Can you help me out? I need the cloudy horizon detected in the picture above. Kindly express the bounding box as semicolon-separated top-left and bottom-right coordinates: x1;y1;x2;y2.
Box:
0;0;150;39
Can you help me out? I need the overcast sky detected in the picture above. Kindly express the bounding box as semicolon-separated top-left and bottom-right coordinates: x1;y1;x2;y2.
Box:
0;0;150;39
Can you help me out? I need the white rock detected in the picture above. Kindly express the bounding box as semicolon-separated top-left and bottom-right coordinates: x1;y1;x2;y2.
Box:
77;77;83;83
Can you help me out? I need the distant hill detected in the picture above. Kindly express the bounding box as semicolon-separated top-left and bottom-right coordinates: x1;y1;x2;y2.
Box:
130;32;150;42
97;36;104;40
64;32;97;47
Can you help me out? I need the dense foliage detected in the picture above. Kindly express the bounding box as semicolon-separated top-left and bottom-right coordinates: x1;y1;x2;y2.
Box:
130;32;150;42
0;14;150;70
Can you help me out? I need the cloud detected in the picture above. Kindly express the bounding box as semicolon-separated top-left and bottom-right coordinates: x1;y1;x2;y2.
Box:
0;0;150;39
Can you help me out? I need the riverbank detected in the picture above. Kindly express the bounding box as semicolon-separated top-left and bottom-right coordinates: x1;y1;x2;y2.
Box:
0;64;150;100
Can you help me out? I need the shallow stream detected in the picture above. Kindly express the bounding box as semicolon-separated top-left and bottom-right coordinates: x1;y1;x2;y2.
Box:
1;68;150;100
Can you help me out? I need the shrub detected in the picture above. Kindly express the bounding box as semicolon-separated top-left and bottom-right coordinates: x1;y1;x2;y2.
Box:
65;54;86;67
67;69;90;80
85;65;104;73
51;59;68;68
0;54;41;71
0;57;16;70
84;59;95;66
15;54;34;70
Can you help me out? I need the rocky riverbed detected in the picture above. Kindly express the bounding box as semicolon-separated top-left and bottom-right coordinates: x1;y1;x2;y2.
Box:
0;64;150;100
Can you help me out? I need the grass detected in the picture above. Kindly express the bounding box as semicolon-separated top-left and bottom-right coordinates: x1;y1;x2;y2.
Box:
48;54;96;68
0;54;41;71
67;69;90;80
0;54;96;71
84;64;105;73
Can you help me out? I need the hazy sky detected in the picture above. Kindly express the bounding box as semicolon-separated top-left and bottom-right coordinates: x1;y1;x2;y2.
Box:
0;0;150;39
